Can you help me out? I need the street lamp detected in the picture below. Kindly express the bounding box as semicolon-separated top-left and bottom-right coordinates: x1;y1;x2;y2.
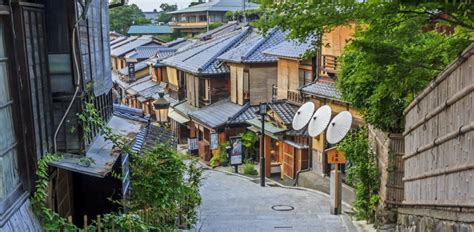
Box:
153;91;170;124
258;102;267;187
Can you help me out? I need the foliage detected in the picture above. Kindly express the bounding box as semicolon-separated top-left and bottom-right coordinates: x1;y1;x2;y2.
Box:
240;131;258;161
109;0;151;34
31;86;202;231
210;141;230;168
209;22;224;31
338;127;380;221
31;154;79;231
129;144;203;230
157;3;178;23
79;156;95;167
189;0;205;7
256;0;473;132
243;159;258;176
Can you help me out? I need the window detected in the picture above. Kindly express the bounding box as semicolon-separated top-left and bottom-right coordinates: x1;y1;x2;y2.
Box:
299;69;313;87
199;15;207;22
0;21;21;209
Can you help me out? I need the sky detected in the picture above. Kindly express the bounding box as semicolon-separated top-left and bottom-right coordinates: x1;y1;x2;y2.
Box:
129;0;194;11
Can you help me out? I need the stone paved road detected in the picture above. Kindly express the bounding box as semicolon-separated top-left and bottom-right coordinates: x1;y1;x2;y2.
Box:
195;170;351;232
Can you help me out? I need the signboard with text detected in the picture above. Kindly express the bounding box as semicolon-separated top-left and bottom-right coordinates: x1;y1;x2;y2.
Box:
188;137;198;151
326;147;346;164
210;132;218;150
229;136;243;166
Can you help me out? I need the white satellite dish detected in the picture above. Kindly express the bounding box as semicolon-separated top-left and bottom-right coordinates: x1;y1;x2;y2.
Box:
308;105;332;137
326;111;353;144
292;102;315;130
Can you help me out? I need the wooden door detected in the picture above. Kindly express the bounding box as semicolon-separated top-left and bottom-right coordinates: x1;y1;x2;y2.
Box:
282;142;295;179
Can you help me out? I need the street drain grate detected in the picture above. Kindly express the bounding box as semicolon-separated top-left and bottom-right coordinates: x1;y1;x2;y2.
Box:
271;205;295;211
274;226;293;229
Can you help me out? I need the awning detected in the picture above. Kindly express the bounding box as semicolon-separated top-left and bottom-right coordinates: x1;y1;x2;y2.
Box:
168;109;189;124
50;116;145;178
284;140;309;149
246;118;287;139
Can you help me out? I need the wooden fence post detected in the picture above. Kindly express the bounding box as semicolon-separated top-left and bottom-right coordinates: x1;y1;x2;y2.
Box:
84;215;88;232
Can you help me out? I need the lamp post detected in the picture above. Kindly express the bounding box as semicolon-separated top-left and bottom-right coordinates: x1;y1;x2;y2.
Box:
258;102;267;187
153;91;170;125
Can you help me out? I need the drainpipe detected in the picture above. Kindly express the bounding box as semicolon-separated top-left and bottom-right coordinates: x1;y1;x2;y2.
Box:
109;0;125;9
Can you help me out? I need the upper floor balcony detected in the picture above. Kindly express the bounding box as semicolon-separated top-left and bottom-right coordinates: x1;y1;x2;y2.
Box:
320;54;338;78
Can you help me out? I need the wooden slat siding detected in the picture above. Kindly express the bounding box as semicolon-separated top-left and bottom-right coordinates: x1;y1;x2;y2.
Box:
248;65;277;105
403;45;473;209
368;125;405;206
17;6;52;160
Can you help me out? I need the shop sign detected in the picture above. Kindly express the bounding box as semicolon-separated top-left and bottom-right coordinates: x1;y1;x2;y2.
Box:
326;147;346;164
210;132;218;150
229;136;243;165
188;137;198;151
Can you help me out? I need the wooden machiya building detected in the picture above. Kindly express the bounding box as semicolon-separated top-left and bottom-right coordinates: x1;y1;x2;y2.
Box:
161;27;251;157
0;0;140;230
257;25;363;177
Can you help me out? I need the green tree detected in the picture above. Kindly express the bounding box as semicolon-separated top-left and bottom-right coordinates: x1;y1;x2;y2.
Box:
257;0;473;132
157;3;178;23
189;0;205;7
338;127;380;221
109;0;151;34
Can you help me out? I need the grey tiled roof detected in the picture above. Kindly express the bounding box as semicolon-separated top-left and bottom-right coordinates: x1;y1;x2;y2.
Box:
111;37;160;57
127;78;166;99
270;102;298;125
162;28;251;75
263;38;314;59
113;104;150;123
228;105;258;124
196;21;241;41
111;36;138;49
119;60;149;76
218;28;287;64
141;124;177;152
110;36;128;46
173;100;198;117
112;71;150;89
126;46;173;59
169;0;259;14
189;100;244;128
300;80;341;100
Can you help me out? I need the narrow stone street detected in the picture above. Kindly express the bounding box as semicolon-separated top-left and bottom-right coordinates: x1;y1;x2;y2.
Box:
196;170;353;232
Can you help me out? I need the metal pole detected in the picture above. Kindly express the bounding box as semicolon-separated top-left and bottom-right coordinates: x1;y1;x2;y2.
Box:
260;115;265;187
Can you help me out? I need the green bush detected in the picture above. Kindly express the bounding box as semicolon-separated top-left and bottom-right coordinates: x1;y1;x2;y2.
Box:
338;126;380;221
243;159;258;176
210;141;230;168
129;144;203;229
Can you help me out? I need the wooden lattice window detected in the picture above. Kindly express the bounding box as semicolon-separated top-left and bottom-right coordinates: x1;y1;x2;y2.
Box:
0;20;21;213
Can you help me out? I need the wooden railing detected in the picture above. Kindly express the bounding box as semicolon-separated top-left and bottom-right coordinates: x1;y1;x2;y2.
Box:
272;84;278;101
287;90;305;105
320;54;338;77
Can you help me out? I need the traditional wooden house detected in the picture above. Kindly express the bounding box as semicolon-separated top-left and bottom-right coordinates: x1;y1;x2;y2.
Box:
0;0;135;229
161;27;251;157
168;0;259;36
217;27;286;105
263;39;317;105
110;36;162;70
298;25;363;175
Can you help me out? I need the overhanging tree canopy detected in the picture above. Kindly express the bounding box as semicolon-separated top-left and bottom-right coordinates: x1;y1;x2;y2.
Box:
257;0;473;132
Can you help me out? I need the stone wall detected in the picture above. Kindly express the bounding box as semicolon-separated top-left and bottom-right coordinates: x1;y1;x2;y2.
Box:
396;208;474;232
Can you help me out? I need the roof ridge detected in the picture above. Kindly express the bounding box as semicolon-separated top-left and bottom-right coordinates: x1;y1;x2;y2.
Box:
241;27;277;60
198;27;251;72
227;102;251;123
